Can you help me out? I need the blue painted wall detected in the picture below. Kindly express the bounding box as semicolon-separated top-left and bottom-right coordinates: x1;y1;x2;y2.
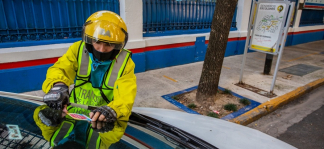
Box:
145;46;196;70
194;37;206;62
132;53;146;73
291;31;324;45
0;64;52;93
285;34;293;46
225;41;238;57
1;31;324;93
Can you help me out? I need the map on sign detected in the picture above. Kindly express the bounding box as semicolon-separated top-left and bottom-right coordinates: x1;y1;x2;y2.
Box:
250;3;287;54
256;15;283;33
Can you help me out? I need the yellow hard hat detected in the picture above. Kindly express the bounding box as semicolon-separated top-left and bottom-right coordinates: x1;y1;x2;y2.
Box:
82;11;128;50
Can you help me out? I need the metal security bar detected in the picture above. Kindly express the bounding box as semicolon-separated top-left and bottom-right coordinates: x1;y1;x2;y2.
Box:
0;0;119;43
143;0;237;37
300;9;324;26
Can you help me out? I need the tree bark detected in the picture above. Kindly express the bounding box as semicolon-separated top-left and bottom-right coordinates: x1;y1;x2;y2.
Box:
196;0;238;102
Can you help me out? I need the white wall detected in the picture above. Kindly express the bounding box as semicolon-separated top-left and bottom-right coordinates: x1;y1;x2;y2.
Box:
120;0;144;42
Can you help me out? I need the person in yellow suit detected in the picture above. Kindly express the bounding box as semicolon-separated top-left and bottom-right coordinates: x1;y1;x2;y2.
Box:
33;10;137;148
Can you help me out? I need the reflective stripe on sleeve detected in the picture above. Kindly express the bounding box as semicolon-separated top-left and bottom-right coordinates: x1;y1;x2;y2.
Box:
108;50;128;87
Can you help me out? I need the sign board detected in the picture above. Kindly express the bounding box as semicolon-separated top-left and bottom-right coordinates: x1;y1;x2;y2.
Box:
304;0;324;9
250;2;288;54
239;0;295;95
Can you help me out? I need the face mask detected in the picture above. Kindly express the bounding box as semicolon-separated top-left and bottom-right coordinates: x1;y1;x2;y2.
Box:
86;44;120;61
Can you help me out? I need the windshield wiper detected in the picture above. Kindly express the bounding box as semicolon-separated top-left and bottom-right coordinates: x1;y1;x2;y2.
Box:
146;123;198;149
170;127;217;149
129;112;218;149
131;112;162;127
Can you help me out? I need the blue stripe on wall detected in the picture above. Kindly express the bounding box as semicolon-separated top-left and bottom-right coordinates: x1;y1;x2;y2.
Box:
236;40;246;54
285;34;293;46
145;46;196;70
195;37;206;62
132;52;146;73
1;31;323;93
0;64;52;93
225;41;238;57
292;31;324;45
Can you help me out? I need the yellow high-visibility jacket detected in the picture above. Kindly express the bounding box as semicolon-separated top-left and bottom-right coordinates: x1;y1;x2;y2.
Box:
37;40;136;141
43;40;136;119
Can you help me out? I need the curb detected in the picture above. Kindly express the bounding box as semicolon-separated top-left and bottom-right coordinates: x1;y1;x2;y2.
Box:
230;78;324;126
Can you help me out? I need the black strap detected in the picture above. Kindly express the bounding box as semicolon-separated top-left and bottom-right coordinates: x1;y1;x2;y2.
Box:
99;88;110;104
73;88;77;103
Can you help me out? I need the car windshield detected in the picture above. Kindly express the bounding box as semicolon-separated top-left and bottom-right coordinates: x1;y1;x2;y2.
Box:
0;96;217;149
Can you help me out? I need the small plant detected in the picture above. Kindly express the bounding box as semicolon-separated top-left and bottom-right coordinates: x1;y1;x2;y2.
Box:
240;98;251;106
223;89;232;95
172;96;179;100
224;103;237;112
187;103;197;109
207;112;219;118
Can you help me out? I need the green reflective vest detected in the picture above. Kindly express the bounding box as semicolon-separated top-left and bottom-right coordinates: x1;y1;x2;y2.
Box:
68;42;131;115
50;121;101;148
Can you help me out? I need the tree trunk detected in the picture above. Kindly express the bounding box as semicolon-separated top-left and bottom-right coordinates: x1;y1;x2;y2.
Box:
196;0;238;102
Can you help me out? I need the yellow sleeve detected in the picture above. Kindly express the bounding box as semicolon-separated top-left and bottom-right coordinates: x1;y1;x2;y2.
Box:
33;105;60;141
108;57;137;121
99;120;128;148
42;41;81;93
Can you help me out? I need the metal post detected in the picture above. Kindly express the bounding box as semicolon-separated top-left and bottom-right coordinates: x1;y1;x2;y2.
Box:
263;54;274;75
270;2;295;93
239;0;256;83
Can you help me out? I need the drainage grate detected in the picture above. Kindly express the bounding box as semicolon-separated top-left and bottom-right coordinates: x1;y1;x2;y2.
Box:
279;64;322;76
235;83;277;98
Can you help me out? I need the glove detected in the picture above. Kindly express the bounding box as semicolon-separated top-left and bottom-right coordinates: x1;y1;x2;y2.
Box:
91;106;117;122
38;107;65;127
90;121;115;133
43;84;70;110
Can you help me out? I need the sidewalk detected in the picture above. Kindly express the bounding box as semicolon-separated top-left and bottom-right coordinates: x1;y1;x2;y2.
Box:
24;40;324;112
